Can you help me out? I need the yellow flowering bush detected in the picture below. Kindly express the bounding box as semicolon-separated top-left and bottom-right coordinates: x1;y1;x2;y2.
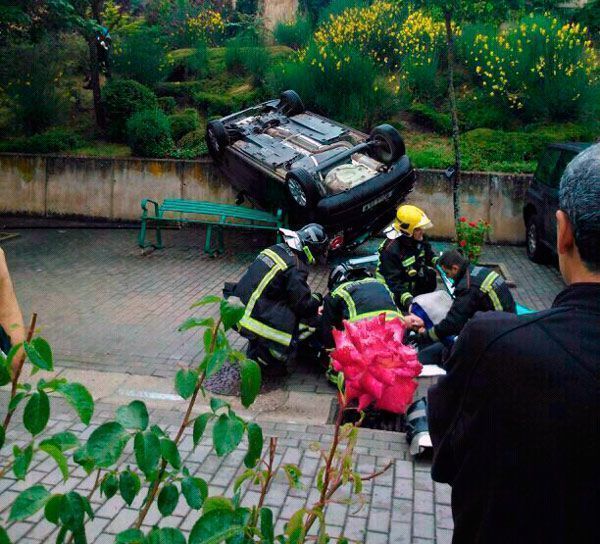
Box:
465;14;599;121
186;9;225;46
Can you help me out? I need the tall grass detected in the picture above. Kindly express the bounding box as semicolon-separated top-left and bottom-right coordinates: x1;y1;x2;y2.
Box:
225;34;271;86
273;16;313;50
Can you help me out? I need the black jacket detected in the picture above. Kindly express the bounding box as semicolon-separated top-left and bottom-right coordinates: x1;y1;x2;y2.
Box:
319;278;401;348
430;264;515;341
233;244;319;349
376;235;437;310
428;283;600;544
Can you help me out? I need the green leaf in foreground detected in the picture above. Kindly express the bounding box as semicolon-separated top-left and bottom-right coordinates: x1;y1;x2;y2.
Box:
24;338;53;371
9;485;51;521
182;476;208;510
40;431;80;452
13;444;33;480
178;317;215;332
240;359;261;408
193;413;213;447
158;483;179;516
175;368;198;400
160;438;182;470
189;510;243;544
39;442;69;481
23;390;50;436
116;528;146;544
101;473;119;499
119;469;141;506
87;421;130;468
219;299;245;331
190;295;221;308
134;431;161;478
212;414;244;457
0;526;11;544
147;528;185;544
244;423;263;469
44;494;64;524
116;400;149;431
56;383;94;425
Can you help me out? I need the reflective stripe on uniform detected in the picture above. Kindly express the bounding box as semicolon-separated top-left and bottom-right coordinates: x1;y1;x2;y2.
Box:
479;271;503;311
238;248;293;346
400;292;413;306
428;328;439;342
350;310;403;322
402;256;416;267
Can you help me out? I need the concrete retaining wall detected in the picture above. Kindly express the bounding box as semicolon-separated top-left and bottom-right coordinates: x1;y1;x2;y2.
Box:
0;154;531;243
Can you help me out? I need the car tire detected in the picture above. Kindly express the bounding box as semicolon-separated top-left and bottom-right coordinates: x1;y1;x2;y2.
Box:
526;214;549;263
368;124;406;165
279;90;305;117
286;168;320;209
206;120;229;161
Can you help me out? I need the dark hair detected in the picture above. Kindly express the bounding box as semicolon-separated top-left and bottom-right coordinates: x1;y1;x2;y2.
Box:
439;248;468;269
559;143;600;273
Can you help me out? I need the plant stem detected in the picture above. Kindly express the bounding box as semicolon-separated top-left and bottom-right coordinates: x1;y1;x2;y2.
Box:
66;469;103;544
3;313;37;430
256;437;277;513
134;318;220;529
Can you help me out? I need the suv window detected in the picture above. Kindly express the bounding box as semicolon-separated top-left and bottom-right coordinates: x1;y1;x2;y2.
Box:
534;148;561;187
550;150;577;189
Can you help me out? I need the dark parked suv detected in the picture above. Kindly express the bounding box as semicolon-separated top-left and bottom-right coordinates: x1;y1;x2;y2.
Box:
523;142;592;262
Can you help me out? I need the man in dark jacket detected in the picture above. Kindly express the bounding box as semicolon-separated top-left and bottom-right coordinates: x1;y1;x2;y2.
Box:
428;143;600;543
0;247;25;366
230;224;328;376
376;205;438;312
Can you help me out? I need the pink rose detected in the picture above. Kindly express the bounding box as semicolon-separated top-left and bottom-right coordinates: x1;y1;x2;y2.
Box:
330;315;422;414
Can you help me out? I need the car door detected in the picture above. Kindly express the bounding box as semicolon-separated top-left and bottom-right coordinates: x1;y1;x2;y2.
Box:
543;150;576;250
532;147;561;246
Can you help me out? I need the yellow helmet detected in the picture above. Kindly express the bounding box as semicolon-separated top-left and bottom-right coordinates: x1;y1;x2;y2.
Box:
390;205;433;237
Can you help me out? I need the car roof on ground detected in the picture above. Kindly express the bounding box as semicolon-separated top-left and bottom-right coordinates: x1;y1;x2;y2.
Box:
547;142;593;153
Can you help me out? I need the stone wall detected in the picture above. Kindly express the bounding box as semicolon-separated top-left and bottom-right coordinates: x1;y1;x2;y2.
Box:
0;154;531;243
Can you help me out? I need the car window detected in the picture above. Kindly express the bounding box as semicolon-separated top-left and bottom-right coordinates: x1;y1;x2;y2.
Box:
551;151;578;189
534;148;561;187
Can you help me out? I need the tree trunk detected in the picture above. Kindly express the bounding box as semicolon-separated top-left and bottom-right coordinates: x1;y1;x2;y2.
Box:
89;0;106;131
444;9;462;226
88;37;105;131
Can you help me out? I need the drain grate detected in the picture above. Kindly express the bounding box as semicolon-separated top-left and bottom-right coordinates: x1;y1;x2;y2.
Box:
328;399;406;433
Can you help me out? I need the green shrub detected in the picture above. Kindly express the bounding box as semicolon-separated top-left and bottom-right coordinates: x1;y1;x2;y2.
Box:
158;96;177;114
126;109;174;157
102;79;158;141
457;92;516;131
236;0;258;14
0;128;85;154
269;43;394;130
193;89;261;116
317;0;367;21
273;16;312;50
111;25;168;86
0;38;68;135
167;44;209;81
169;108;200;141
409;103;452;135
224;34;270;84
172;128;208;158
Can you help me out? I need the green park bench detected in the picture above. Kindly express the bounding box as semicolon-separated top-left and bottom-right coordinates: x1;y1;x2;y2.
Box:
138;198;284;256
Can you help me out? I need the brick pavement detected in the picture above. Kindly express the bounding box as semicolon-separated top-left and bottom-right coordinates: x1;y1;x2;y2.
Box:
0;394;452;544
2;228;563;382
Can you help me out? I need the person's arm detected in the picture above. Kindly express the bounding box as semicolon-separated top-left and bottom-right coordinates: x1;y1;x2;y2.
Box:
379;248;414;311
285;266;320;319
0;248;25;372
319;294;343;350
429;287;481;340
425;241;438;267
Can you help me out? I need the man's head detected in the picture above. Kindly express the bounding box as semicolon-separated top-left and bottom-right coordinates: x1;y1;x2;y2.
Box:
557;143;600;284
386;205;432;240
439;249;469;280
280;223;329;264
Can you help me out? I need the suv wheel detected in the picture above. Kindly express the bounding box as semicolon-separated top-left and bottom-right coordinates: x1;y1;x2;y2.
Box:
206;120;229;161
368;124;406;165
526;214;549;263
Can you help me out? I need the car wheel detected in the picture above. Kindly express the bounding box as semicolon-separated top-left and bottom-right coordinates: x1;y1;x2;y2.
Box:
279;90;305;117
206;120;229;161
526;214;549;263
286;168;320;209
368;124;406;165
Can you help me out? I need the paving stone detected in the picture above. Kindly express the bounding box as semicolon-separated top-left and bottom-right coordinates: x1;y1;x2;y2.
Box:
389;521;412;543
435;503;454;530
391;498;413;524
105;508;140;534
366;531;389;544
344;515;368;541
413;490;434;514
413;513;435;539
367;508;391;533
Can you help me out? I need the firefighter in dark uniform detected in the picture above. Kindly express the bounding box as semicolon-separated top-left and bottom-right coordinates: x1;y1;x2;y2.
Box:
416;248;516;365
319;263;405;349
228;224;329;376
376;205;438;313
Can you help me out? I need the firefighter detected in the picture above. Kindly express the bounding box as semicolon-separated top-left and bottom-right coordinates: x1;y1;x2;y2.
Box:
228;224;329;376
376;205;438;313
416;248;516;365
320;263;423;349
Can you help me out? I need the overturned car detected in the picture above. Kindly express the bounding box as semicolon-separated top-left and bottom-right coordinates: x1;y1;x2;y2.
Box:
206;90;416;250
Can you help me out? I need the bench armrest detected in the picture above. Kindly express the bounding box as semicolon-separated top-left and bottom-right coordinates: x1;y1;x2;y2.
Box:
141;198;160;217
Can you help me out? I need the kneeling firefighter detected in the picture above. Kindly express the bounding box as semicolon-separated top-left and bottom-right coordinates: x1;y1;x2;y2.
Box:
319;263;404;350
376;205;438;312
225;224;329;376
